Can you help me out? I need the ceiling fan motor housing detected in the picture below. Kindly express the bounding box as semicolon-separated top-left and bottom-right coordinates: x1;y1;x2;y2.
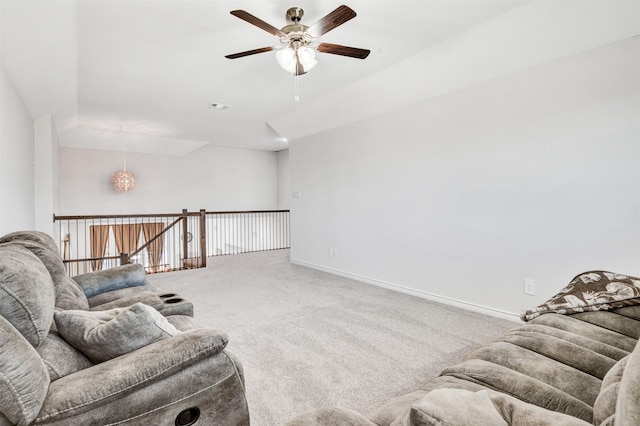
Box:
282;8;309;44
281;24;308;43
286;7;304;23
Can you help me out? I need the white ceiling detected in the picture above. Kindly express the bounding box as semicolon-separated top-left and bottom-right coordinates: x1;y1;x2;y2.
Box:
1;1;639;155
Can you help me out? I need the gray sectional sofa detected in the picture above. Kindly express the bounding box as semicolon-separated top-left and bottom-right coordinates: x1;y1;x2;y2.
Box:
287;272;640;426
0;231;249;425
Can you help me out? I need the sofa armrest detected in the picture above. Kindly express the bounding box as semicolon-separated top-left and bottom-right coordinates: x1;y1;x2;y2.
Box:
35;329;244;424
72;263;147;298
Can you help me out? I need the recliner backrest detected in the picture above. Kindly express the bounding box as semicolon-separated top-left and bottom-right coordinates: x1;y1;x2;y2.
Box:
0;244;55;425
0;231;90;310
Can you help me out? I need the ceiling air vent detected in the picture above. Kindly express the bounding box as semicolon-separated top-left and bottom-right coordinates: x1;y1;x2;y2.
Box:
209;103;230;110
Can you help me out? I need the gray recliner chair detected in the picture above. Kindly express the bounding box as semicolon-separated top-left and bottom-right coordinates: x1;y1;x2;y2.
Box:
0;230;194;316
0;231;250;425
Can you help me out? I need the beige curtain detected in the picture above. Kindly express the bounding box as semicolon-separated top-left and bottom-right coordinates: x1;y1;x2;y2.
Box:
142;222;165;267
112;224;142;257
89;225;110;271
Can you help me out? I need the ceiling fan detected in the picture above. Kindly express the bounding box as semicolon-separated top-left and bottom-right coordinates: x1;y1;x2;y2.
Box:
225;5;370;76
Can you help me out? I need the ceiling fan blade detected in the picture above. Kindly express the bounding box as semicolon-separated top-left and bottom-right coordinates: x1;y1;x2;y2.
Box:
225;46;274;59
230;10;287;38
317;43;370;59
307;5;357;38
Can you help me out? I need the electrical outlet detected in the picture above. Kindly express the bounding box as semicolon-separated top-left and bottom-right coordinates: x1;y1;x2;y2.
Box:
524;279;536;296
328;248;337;257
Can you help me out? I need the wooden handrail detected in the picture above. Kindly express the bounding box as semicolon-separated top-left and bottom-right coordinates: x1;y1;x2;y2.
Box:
54;212;197;220
54;209;289;221
63;255;120;264
205;209;289;214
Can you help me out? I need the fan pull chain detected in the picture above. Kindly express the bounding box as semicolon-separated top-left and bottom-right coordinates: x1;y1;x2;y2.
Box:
294;74;300;102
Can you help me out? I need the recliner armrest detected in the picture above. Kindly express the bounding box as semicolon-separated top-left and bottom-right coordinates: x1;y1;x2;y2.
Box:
72;263;147;298
87;290;165;311
36;329;234;424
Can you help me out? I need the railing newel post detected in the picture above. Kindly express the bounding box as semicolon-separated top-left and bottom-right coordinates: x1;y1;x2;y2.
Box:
199;209;207;268
180;209;187;271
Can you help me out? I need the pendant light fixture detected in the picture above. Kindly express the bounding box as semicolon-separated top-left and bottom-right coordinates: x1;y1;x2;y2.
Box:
112;127;136;192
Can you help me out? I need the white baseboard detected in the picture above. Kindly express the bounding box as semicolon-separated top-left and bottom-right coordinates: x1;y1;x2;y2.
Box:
290;258;521;323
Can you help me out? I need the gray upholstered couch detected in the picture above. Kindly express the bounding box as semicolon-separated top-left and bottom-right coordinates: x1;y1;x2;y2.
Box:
287;274;640;425
0;231;249;425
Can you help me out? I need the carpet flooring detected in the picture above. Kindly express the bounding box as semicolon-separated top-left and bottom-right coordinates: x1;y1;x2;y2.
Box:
147;249;517;426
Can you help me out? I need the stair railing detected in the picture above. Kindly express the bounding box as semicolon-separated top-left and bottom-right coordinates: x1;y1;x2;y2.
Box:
53;209;289;275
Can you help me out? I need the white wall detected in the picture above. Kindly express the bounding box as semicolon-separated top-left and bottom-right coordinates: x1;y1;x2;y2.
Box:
0;66;35;235
289;38;640;318
59;144;279;215
34;114;60;235
277;149;290;210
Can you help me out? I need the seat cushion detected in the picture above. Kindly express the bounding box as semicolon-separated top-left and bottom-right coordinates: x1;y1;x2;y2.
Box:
36;332;94;381
0;315;50;425
54;302;180;363
0;244;55;347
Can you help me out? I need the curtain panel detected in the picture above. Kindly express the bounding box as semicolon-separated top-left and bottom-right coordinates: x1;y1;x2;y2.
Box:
89;225;110;271
112;224;142;257
142;222;166;269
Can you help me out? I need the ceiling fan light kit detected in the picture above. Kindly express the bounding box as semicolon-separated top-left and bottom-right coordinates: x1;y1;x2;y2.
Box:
226;4;370;99
276;45;318;74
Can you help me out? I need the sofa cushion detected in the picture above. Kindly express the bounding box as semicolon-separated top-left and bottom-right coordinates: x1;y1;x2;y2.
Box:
0;244;55;347
56;276;90;311
0;314;50;425
529;314;637;353
409;388;591;426
36;332;94;381
438;358;593;422
499;331;616;380
593;341;640;426
464;341;602;406
616;341;640;425
514;323;629;361
54;302;180;363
